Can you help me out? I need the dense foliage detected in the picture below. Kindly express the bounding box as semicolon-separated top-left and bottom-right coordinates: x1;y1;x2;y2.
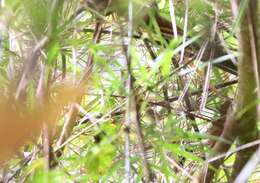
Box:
0;0;259;182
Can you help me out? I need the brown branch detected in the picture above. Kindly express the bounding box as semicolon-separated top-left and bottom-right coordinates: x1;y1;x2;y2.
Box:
36;63;54;170
207;100;232;147
195;1;260;182
126;80;152;182
15;37;49;101
195;106;238;183
122;14;152;181
149;79;237;107
230;0;260;180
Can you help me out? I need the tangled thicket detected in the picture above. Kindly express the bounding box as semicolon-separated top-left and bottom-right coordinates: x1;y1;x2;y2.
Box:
0;0;259;183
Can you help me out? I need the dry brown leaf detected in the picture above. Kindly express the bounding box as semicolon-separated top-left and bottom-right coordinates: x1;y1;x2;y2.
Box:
0;83;82;163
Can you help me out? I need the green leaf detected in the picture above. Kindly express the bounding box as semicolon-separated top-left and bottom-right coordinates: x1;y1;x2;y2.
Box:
163;143;204;163
47;41;60;65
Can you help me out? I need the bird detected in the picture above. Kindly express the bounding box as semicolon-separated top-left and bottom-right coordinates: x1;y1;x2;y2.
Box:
85;0;112;14
85;0;237;75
